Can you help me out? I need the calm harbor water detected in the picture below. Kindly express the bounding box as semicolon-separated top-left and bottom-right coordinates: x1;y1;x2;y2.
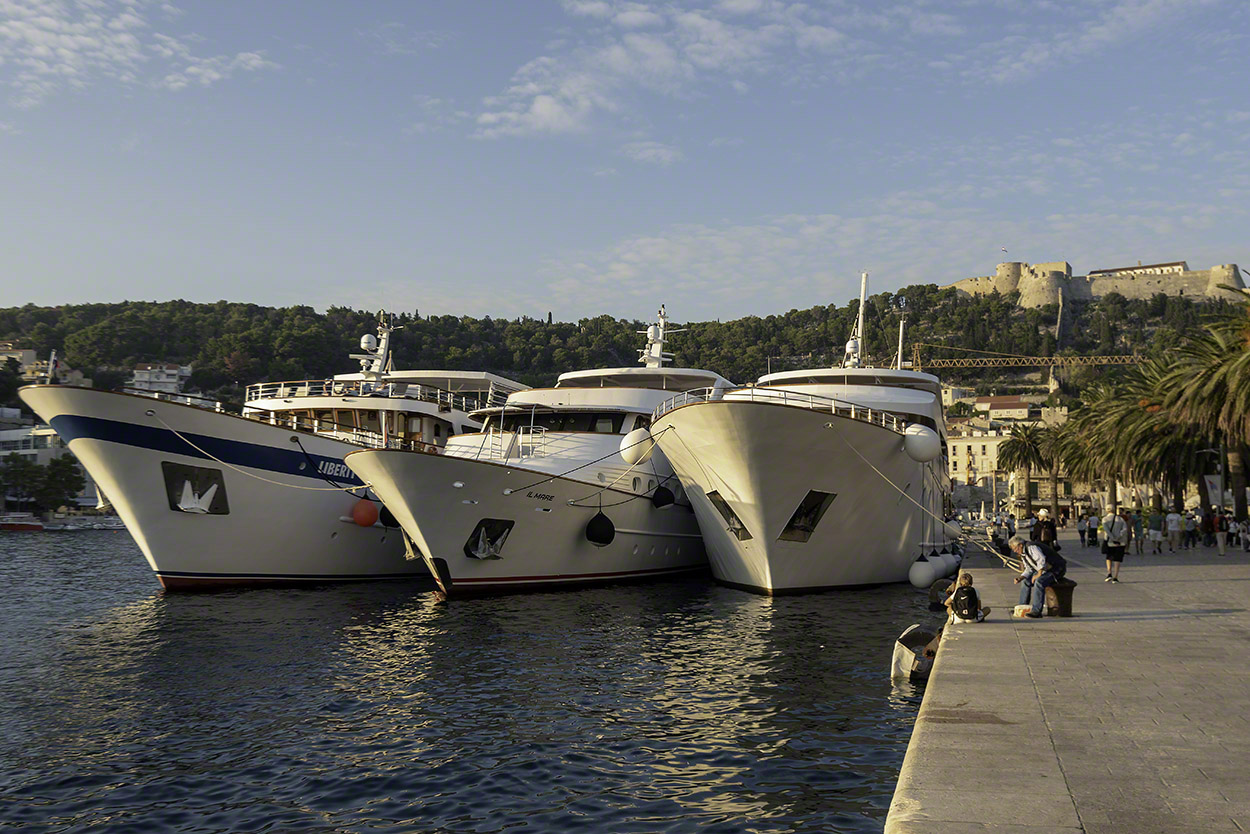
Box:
0;531;931;833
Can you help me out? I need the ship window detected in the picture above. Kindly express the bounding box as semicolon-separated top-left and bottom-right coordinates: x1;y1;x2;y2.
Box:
594;415;623;433
294;410;313;430
634;415;651;431
359;410;380;434
778;490;836;543
434;424;442;438
562;413;595;432
315;410;334;430
632;477;641;491
706;491;752;540
333;410;355;429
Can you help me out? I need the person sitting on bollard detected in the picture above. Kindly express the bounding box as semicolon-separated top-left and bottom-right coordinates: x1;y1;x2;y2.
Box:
1010;535;1067;619
944;571;991;623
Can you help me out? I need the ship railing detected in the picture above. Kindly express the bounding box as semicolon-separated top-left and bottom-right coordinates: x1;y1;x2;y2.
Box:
242;412;440;453
121;387;231;413
517;425;547;458
652;386;909;433
244;379;487;413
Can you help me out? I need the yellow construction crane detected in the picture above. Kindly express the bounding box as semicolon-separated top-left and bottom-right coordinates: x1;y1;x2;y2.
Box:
910;343;1142;371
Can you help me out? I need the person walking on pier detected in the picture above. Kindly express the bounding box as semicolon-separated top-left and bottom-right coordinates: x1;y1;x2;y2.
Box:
1132;510;1144;556
1103;509;1129;583
1032;509;1057;545
1077;514;1088;547
1216;510;1229;556
1166;508;1182;552
1147;507;1165;555
1010;535;1066;618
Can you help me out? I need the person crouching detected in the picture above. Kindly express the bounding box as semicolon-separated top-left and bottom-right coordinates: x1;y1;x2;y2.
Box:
1010;534;1067;619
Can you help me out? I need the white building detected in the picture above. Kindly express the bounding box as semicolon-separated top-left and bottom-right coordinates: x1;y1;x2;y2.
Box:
0;425;99;508
129;363;192;394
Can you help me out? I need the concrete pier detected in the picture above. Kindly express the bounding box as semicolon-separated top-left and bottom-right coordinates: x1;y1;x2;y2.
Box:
886;529;1250;833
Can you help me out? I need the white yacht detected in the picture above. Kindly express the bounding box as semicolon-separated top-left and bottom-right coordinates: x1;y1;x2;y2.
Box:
19;317;527;590
648;275;955;594
345;308;733;597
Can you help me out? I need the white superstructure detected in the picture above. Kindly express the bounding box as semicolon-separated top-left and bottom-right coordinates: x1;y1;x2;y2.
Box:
19;317;527;590
650;274;955;594
346;307;733;597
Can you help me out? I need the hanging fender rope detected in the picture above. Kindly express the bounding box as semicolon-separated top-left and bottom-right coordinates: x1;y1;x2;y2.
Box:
822;417;966;546
147;410;373;493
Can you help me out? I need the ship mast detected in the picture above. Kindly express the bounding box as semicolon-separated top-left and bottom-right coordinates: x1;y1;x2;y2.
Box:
842;271;868;368
639;305;685;369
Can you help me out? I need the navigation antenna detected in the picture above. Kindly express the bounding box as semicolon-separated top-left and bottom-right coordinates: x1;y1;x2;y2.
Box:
842;271;868;369
351;312;403;385
639;305;686;369
894;294;909;370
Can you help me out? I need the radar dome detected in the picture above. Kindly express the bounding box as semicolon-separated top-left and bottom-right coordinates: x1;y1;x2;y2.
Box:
646;325;661;341
360;334;378;352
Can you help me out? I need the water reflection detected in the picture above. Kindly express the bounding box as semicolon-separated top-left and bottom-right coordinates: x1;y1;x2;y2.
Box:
1;534;933;833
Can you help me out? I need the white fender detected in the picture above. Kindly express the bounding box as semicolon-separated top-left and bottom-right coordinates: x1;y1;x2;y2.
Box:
619;428;655;465
909;557;938;589
904;425;941;463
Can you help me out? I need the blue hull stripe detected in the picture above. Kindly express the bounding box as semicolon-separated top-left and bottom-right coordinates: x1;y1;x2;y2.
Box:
49;414;364;485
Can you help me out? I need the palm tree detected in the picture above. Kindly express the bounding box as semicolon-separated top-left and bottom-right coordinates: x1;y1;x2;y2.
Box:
999;423;1045;514
1164;311;1250;520
1039;422;1072;521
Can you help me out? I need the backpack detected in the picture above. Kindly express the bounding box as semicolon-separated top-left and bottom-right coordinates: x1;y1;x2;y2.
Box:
1036;541;1067;576
952;586;979;620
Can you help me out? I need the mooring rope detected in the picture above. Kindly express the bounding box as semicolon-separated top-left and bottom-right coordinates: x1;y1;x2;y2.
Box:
147;410;372;493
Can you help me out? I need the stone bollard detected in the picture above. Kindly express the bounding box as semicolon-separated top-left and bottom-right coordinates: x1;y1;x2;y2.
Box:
1045;577;1079;617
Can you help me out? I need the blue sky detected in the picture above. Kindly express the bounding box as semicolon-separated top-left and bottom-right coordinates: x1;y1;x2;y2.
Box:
1;0;1247;321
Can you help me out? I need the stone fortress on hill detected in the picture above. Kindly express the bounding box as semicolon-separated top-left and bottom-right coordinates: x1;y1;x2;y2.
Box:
944;259;1245;308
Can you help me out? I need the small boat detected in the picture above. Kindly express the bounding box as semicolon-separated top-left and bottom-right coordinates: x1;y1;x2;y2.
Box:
1;513;45;531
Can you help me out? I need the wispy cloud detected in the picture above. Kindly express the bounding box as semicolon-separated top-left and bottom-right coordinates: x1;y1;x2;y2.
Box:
621;139;681;164
0;0;277;107
537;190;1244;320
963;0;1221;84
357;21;453;56
473;1;856;141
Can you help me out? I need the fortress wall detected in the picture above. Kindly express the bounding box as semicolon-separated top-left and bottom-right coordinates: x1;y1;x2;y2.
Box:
1087;266;1244;301
945;261;1244;306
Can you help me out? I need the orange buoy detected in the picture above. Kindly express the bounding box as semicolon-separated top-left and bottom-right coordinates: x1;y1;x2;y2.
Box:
352;499;379;527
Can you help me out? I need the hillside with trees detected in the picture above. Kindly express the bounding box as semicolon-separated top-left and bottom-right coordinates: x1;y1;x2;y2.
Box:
0;288;1236;406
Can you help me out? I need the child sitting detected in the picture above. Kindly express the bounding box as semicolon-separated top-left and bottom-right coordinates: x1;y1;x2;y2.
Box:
945;571;991;623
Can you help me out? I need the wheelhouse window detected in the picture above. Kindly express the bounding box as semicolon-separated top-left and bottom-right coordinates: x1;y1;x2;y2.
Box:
487;412;626;434
359;410;381;434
